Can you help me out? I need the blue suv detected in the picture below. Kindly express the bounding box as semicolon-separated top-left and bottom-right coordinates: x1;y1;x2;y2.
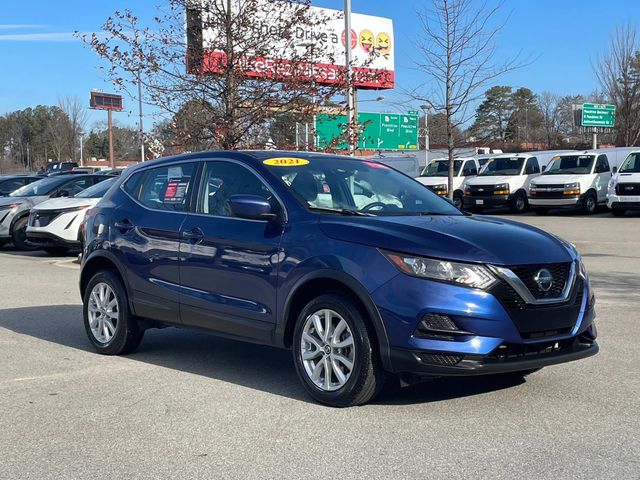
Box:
80;152;598;407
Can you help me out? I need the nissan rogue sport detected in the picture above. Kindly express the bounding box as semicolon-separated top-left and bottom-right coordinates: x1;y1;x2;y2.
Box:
80;151;598;407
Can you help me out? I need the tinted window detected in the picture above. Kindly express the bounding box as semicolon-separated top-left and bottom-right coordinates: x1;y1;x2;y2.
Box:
462;161;478;176
525;157;540;174
76;177;116;198
198;161;276;217
10;176;72;197
137;163;197;211
421;160;463;177
0;178;26;194
479;157;525;176
123;171;143;198
595;155;610;173
544;155;595;175
619;153;640;173
58;177;95;197
266;156;461;216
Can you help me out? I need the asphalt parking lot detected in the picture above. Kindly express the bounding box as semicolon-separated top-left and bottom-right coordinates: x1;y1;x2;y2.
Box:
1;212;638;479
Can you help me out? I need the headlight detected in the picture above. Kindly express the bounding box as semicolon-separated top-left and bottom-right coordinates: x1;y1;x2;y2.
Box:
608;179;615;190
578;256;588;279
565;182;580;190
382;251;499;290
494;183;509;190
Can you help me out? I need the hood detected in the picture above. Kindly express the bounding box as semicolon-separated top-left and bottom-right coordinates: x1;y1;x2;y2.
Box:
532;174;591;185
319;214;573;266
614;172;640;183
416;177;449;186
466;175;517;186
31;197;100;212
0;196;37;209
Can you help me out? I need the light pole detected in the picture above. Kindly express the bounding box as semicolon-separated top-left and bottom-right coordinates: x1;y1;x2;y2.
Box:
79;131;84;167
344;0;356;156
137;71;145;162
420;104;431;161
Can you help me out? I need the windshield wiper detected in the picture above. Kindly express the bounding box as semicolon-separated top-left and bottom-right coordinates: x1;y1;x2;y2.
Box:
308;207;374;216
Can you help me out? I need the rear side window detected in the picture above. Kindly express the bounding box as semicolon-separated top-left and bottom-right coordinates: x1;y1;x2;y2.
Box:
137;163;197;212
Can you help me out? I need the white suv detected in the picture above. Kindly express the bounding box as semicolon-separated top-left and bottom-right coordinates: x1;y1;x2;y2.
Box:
463;154;542;213
529;151;612;215
607;150;640;216
416;157;479;209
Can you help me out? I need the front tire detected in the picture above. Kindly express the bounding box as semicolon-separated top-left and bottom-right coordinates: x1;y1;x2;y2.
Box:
11;217;38;251
511;192;528;213
582;192;597;215
83;270;144;355
453;193;463;209
292;294;384;407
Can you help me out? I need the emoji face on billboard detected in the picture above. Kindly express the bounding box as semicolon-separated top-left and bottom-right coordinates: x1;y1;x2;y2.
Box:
359;29;374;53
376;32;391;54
341;29;357;49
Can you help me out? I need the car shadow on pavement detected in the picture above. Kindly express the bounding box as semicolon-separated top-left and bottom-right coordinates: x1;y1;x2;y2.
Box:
1;304;530;406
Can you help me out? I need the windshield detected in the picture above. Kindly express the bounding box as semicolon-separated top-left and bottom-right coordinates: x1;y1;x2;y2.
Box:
266;156;461;216
75;178;114;198
421;160;462;177
544;155;595;175
619;153;640;173
9;176;69;197
479;157;525;176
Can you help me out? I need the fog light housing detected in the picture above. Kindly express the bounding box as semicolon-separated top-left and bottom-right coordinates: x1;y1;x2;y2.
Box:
414;314;472;340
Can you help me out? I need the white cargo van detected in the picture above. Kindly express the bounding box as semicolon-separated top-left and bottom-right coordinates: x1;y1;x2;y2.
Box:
529;149;627;215
416;157;479;208
463;154;542;213
607;150;640;216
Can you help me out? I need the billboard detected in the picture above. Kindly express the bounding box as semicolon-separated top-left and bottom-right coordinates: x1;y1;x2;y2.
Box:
186;2;394;90
89;92;123;111
316;112;419;150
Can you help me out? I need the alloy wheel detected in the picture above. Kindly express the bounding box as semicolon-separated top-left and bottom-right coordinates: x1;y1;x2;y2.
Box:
87;282;119;344
300;309;355;392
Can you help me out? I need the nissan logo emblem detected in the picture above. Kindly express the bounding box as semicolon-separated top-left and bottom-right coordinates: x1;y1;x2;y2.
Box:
534;268;553;293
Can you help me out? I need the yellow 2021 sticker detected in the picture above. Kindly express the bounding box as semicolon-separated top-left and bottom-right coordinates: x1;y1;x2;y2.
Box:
263;157;309;167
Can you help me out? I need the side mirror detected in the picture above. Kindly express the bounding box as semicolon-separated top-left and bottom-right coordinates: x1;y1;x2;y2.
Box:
228;195;278;222
541;165;546;172
613;166;618;174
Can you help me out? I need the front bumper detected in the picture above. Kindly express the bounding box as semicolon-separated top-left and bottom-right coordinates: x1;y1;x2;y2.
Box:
389;334;598;376
607;195;640;210
27;231;80;248
529;197;581;207
462;195;510;208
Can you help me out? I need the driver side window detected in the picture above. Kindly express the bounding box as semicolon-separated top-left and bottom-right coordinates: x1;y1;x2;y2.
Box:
595;155;610;173
524;157;540;175
462;161;477;176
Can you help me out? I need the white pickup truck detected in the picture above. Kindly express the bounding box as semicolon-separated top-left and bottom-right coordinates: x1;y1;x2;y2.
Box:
607;150;640;216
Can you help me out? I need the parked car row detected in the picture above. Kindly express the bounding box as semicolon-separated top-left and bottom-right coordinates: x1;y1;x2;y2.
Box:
0;174;114;252
417;148;640;216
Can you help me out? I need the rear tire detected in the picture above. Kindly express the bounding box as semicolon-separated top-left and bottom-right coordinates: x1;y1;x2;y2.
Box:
611;209;626;217
11;217;38;251
83;270;144;355
292;294;385;407
582;192;597;215
44;247;70;256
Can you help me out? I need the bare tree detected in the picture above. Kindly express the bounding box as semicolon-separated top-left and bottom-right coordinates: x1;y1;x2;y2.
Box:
79;0;362;151
595;24;640;146
58;96;88;162
538;91;568;148
408;0;525;199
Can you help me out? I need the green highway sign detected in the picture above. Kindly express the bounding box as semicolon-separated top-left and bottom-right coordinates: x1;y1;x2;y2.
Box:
407;110;419;115
581;103;616;128
315;112;419;151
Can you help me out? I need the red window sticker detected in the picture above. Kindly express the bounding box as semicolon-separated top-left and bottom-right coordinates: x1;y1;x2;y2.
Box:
363;161;391;170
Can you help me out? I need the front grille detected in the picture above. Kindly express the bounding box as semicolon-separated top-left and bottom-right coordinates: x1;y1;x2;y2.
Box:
531;191;576;199
466;185;497;196
488;339;571;361
616;183;640;195
534;184;566;189
509;263;571;299
415;352;463;366
490;278;584;336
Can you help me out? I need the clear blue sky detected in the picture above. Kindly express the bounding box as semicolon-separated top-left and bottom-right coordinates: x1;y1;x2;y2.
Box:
1;0;638;129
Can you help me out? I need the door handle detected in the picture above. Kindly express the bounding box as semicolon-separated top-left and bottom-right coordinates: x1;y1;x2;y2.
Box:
182;227;204;244
114;219;134;232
